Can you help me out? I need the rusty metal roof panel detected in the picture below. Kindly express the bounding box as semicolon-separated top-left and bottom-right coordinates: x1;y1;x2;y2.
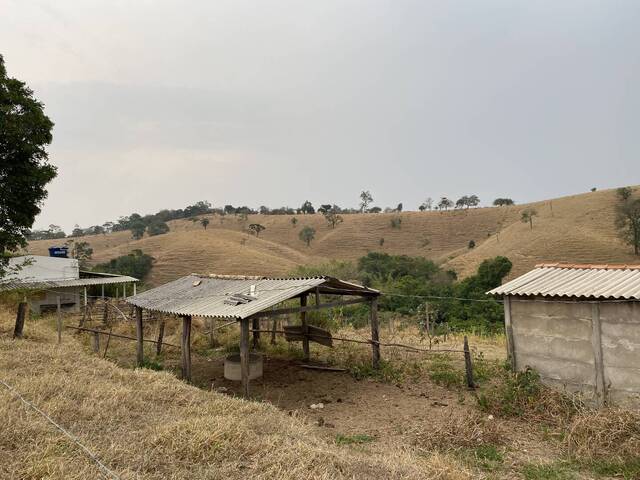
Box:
126;274;378;319
488;264;640;300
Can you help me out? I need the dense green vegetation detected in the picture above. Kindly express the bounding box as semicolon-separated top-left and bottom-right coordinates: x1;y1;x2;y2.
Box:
94;249;154;282
292;253;511;333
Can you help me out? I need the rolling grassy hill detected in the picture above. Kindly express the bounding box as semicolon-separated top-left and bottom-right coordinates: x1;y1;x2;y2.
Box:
27;187;639;285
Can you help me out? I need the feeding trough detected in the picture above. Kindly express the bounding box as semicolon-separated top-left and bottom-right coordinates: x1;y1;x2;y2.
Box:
224;353;263;381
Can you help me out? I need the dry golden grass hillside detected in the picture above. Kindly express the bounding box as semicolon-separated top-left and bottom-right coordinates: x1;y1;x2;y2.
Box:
0;311;469;480
28;187;638;284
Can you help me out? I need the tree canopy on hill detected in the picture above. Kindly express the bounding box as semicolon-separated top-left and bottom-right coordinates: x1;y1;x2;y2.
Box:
0;54;56;276
94;249;154;281
615;187;640;255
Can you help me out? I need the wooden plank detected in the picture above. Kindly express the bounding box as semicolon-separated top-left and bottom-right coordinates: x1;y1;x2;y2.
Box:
370;298;380;369
255;297;371;318
135;306;144;367
300;294;309;361
240;317;250;397
591;302;606;407
503;296;516;371
181;315;192;382
283;325;333;347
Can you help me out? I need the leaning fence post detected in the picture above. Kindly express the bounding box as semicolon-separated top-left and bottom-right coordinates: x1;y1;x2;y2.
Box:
13;302;27;339
463;336;475;389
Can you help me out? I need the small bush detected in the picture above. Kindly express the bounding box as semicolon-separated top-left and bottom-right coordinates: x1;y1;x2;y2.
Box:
140;358;163;371
335;434;374;446
390;216;402;229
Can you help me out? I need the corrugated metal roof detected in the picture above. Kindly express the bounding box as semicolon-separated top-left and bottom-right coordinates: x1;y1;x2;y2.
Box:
126;274;379;319
488;263;640;300
0;274;139;292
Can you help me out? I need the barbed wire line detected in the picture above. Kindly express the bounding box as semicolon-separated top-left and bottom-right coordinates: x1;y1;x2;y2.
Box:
0;379;121;480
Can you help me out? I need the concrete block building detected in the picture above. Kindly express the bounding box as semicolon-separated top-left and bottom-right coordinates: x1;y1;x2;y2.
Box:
488;263;640;407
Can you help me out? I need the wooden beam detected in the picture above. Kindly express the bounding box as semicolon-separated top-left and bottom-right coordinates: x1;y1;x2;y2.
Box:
135;306;144;367
370;298;380;369
255;297;371;319
181;315;192;382
300;294;309;361
240;317;250;397
591;302;606;407
503;296;516;371
463;336;475;389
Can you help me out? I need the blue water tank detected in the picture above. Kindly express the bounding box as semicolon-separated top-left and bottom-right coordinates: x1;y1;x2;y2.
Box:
48;246;69;258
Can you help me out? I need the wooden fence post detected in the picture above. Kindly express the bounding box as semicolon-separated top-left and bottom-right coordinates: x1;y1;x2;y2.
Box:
135;307;144;367
370;298;380;369
240;317;250;397
464;336;475;389
503;296;516;371
93;331;100;353
13;302;27;339
300;295;309;361
181;315;192;382
156;317;165;356
56;296;62;344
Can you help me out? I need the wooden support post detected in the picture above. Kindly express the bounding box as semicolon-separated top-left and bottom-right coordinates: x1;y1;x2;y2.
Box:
83;287;88;307
56;296;62;344
181;315;192;382
300;295;309;361
240;318;250;397
133;283;137;296
252;317;260;349
92;331;100;353
591;302;606;407
464;336;475;389
13;302;27;339
123;285;127;299
424;302;430;335
135;306;144;367
208;318;215;348
101;284;105;299
270;318;277;345
503;296;516;371
370;298;380;369
156;317;165;356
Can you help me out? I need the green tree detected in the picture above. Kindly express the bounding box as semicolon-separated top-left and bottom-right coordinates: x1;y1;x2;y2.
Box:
299;226;316;246
66;239;93;269
94;249;154;281
615;190;640;255
438;197;453;211
200;218;210;230
617;186;632;201
130;219;146;240
146;219;169;236
291;217;298;227
493;198;514;206
249;223;266;237
300;200;315;214
359;190;373;212
521;208;538;230
0;54;56;275
323;205;343;228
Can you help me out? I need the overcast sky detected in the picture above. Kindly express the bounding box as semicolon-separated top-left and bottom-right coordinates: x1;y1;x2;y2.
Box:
2;0;639;231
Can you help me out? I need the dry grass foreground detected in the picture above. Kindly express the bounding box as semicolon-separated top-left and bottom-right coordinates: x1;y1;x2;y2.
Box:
27;186;640;285
0;312;471;480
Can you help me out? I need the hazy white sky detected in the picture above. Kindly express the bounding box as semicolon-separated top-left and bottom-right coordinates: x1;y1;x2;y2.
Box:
2;0;638;231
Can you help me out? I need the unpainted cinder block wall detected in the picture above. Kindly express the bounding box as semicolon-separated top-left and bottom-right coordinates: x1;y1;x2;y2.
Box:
509;297;640;407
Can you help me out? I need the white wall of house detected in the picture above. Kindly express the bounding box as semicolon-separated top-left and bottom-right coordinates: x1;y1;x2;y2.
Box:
8;256;79;281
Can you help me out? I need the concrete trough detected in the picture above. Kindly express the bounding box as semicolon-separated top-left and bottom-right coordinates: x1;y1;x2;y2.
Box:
224;353;264;381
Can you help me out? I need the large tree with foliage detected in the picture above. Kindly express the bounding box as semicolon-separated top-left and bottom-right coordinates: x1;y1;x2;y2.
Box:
299;226;316;246
615;187;640;255
0;54;56;275
359;190;373;212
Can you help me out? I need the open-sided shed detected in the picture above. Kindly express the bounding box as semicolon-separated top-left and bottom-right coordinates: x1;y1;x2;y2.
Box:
127;274;380;395
488;263;640;407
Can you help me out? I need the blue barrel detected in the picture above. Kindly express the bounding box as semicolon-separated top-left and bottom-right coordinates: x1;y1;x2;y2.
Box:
48;246;69;258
